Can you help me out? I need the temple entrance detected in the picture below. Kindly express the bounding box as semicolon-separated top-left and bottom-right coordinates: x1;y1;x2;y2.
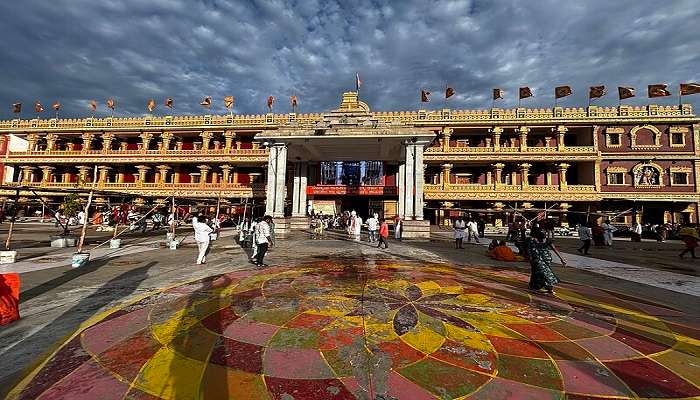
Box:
309;196;395;220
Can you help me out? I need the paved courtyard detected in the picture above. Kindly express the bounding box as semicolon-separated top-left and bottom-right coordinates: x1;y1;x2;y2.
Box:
1;223;699;399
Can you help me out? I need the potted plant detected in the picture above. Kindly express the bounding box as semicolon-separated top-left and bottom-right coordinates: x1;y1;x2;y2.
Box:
50;194;82;248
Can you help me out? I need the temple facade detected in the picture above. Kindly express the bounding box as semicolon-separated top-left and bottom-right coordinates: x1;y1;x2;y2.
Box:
1;92;698;237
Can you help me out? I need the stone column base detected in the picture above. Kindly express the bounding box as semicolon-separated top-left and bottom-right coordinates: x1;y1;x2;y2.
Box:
271;218;291;239
289;216;310;231
401;219;431;240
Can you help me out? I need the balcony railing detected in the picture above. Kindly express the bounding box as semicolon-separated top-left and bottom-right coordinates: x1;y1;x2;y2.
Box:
7;148;268;157
424;183;597;194
426;145;595;154
2;181;267;197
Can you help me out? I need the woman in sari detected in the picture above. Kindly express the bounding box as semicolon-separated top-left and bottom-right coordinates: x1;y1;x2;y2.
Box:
527;230;567;294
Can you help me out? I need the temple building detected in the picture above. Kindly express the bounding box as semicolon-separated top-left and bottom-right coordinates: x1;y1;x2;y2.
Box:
1;91;699;238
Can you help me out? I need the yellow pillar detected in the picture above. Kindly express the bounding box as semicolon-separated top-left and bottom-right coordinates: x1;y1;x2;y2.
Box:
442;127;452;152
557;163;570;190
441;163;452;189
490;127;503;152
518;126;529;152
556;125;568;151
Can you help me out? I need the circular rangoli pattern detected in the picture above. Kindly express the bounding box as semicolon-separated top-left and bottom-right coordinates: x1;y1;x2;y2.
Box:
9;260;700;399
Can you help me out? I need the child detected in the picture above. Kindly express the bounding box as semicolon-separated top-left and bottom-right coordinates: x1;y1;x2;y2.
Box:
378;218;389;249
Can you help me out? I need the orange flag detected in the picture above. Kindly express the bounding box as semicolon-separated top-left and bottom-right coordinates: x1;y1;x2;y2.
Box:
200;96;212;108
291;95;298;108
680;83;700;96
445;87;455;99
589;86;607;99
648;84;671;98
555;85;572;99
52;101;61;111
267;96;274;111
106;98;115;110
35;101;44;113
147;99;156;112
165;98;173;108
224;96;234;109
618;87;635;100
421;90;430;102
493;88;503;100
12;103;21;113
89;100;97;112
519;87;533;99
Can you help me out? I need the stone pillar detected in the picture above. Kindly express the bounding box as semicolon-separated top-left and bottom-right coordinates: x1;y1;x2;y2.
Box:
175;139;184;151
81;133;94;153
39;166;55;184
518;126;529;152
556;125;567;151
173;168;181;184
26;134;39;151
220;165;232;185
161;132;173;152
492;163;504;189
98;166;111;184
546;171;553;186
402;144;415;219
77;166;91;184
102;132;115;153
117;169;125;184
519;163;531;189
223;130;236;151
265;143;288;218
486;171;493;186
493;202;505;227
557;163;569;190
198;165;211;186
559;202;571;227
157;165;171;185
291;162;308;217
442;127;452;152
200;131;213;151
45;133;57;151
62;171;71;183
490;127;503;152
441;163;452;189
233;168;240;184
136;165;149;185
139;132;153;152
20;166;35;183
397;163;405;219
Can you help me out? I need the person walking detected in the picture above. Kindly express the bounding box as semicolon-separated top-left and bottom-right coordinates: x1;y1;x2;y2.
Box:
577;223;592;255
630;220;642;242
193;215;213;265
678;225;699;259
349;211;362;241
254;215;274;266
394;216;402;241
377;218;389;249
466;218;480;244
366;213;379;243
601;219;616;247
249;217;260;260
527;229;567;295
453;216;466;249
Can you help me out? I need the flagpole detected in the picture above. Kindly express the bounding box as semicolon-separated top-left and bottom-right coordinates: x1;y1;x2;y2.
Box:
679;86;682;108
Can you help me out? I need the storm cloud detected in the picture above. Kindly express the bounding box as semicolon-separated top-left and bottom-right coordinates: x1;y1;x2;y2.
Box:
0;0;698;119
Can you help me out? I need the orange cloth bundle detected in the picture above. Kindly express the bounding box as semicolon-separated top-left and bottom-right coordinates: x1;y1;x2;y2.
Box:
489;245;524;262
0;273;20;325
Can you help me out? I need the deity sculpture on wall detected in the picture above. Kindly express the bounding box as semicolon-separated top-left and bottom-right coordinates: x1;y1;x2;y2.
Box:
634;165;660;186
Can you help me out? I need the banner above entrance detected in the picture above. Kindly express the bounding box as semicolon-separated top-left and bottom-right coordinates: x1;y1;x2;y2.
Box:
307;185;398;196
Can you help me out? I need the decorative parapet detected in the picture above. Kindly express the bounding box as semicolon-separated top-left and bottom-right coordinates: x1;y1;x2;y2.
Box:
1;99;696;134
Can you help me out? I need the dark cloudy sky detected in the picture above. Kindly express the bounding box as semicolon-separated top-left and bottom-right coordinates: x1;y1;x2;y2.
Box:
1;0;699;119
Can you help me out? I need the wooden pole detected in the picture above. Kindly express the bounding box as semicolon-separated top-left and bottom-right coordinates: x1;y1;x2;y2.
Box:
5;190;20;250
171;196;177;237
77;167;98;253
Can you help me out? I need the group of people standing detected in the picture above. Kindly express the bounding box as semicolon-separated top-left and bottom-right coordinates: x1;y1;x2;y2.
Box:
347;211;391;249
452;216;482;248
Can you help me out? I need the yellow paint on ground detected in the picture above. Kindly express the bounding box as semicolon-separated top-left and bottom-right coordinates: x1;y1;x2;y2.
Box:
152;309;203;345
401;323;445;354
444;325;494;352
200;364;270;400
134;347;207;400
